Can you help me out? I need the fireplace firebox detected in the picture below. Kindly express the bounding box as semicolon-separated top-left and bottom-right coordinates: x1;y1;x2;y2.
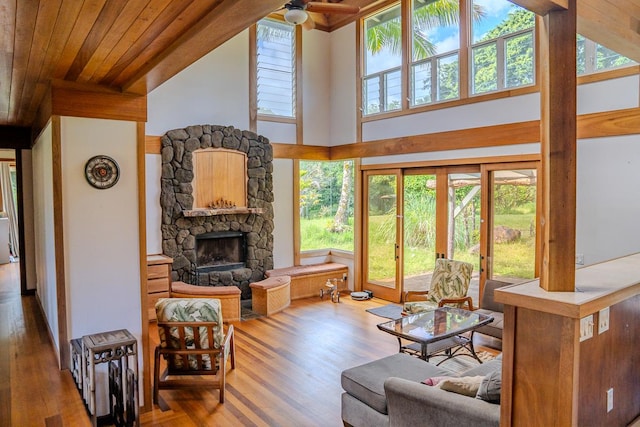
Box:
195;231;246;272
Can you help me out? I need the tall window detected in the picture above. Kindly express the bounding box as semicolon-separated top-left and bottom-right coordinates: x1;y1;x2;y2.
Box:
471;0;535;95
411;0;462;106
299;160;355;252
256;19;296;118
363;4;403;115
577;35;635;75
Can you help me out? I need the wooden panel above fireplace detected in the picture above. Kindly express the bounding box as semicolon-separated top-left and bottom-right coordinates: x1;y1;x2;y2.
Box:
193;148;247;209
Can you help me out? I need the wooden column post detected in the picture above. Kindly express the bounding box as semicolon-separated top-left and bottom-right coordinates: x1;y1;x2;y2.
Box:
538;0;577;292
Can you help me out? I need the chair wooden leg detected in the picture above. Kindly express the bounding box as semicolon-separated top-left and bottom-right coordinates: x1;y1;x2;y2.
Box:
230;330;236;369
219;361;226;403
153;347;160;404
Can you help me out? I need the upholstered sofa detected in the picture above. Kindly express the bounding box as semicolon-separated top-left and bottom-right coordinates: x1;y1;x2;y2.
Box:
474;279;513;341
341;352;501;427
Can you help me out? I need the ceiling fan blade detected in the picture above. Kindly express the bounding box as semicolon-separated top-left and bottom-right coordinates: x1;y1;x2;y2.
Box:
301;17;316;30
305;2;360;14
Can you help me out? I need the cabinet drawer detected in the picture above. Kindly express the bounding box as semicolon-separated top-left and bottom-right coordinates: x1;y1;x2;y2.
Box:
148;291;170;321
148;277;170;293
147;264;168;280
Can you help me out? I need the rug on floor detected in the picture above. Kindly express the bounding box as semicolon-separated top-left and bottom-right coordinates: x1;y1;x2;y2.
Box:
428;350;496;374
366;303;403;319
241;306;264;321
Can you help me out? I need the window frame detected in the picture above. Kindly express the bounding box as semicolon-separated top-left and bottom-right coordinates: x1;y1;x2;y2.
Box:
253;18;299;122
359;0;539;120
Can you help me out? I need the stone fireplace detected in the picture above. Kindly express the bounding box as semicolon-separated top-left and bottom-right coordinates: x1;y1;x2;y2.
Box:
160;125;274;299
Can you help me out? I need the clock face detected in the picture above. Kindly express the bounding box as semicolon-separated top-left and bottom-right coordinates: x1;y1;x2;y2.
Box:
85;155;120;189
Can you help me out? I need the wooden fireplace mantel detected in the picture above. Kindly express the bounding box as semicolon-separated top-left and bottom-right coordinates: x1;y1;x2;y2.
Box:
183;207;264;217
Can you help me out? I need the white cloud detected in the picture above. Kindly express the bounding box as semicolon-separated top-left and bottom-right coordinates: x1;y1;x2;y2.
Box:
473;0;512;17
436;33;460;55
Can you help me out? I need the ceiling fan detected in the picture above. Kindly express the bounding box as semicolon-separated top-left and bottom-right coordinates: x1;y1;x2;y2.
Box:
282;0;360;30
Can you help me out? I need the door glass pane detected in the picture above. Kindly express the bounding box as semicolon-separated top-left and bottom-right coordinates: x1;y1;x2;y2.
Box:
447;173;481;267
367;174;398;287
490;169;537;280
403;174;437;292
447;173;481;302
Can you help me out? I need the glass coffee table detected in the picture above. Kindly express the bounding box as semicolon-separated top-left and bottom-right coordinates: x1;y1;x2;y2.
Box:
376;307;493;364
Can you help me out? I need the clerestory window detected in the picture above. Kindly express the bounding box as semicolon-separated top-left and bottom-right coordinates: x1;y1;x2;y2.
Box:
363;4;403;115
410;0;461;106
470;0;535;95
256;19;296;118
577;35;635;76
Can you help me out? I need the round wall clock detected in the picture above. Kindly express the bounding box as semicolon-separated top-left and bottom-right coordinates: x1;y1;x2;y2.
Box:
84;155;120;189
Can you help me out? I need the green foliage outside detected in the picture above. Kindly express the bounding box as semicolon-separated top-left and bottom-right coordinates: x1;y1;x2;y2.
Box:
300;161;355;251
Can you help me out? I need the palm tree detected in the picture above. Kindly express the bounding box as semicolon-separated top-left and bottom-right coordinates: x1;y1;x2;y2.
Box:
366;0;486;60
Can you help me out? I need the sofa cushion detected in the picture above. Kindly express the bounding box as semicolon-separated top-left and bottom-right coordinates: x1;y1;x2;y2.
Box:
341;353;451;414
439;376;484;396
476;369;502;403
474;310;504;339
461;357;502;378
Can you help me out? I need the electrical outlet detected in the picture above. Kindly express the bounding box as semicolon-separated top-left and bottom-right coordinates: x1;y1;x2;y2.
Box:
579;315;593;342
607;388;614;412
599;307;610;334
576;253;584;265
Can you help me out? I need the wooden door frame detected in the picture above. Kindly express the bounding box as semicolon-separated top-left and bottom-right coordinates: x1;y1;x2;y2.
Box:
479;161;541;303
362;169;403;302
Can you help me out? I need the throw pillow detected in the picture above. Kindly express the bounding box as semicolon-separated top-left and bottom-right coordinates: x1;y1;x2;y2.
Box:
421;376;452;386
476;369;502;403
439;376;484;397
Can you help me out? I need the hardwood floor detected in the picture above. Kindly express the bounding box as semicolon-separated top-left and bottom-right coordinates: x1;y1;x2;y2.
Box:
1;262;500;426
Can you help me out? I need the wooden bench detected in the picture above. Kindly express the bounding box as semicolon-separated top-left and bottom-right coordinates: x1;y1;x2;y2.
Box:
250;276;291;316
170;281;241;322
266;263;349;300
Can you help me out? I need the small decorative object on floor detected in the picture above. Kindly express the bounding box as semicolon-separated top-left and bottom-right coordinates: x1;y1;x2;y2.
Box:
82;329;138;427
350;291;370;301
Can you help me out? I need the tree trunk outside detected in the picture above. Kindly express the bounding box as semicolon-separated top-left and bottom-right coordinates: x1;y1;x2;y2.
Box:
331;161;352;233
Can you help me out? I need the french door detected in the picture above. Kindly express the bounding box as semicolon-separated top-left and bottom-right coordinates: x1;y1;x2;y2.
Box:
480;162;540;287
364;166;482;302
363;161;539;304
363;170;403;302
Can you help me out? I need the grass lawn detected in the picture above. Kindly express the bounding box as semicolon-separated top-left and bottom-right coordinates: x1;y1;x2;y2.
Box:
300;211;536;280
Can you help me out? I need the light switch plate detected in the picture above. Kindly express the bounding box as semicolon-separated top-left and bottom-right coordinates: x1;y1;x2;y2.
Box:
599;307;610;334
580;314;593;342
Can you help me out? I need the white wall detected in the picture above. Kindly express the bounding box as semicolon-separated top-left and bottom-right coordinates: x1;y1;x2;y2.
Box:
32;123;59;350
363;92;540;141
330;23;357;145
146;30;250;136
21;149;37;290
146;154;162;254
272;159;294;268
577;75;639;115
576;134;640;265
60;117;142;341
302;29;331;146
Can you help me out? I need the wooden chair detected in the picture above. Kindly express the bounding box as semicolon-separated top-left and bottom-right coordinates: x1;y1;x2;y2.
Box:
154;298;235;404
402;258;474;315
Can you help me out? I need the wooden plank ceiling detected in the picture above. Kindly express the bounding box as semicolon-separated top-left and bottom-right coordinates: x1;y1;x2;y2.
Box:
0;0;638;129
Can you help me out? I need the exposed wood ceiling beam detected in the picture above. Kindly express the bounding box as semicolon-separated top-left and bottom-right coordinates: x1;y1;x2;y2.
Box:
577;0;640;63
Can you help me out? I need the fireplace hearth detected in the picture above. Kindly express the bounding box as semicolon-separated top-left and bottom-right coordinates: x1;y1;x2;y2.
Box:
196;231;246;272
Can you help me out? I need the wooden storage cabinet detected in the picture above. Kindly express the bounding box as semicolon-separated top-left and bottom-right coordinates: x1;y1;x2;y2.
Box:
146;255;172;321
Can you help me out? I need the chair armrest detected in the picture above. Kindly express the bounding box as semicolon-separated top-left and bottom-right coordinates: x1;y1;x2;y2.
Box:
385;377;500;426
405;291;430;302
438;296;474;311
